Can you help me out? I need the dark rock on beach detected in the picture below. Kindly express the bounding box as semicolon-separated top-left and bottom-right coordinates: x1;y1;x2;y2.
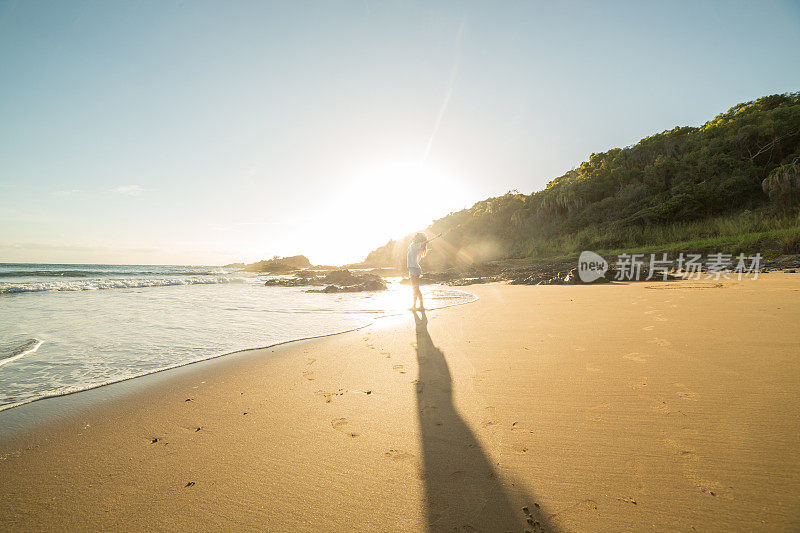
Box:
445;276;504;286
263;269;388;293
506;266;612;285
322;270;360;285
564;268;611;284
509;272;559;285
308;278;387;293
263;276;311;287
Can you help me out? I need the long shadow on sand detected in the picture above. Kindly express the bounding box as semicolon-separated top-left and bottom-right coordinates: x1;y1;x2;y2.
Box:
413;310;552;532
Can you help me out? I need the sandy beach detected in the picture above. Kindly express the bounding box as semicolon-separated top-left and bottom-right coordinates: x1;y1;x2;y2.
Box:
1;275;799;531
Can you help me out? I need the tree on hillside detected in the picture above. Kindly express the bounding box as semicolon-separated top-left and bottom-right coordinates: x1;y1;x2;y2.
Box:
362;92;800;266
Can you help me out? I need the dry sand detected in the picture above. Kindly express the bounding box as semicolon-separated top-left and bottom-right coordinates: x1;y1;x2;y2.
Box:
1;274;799;531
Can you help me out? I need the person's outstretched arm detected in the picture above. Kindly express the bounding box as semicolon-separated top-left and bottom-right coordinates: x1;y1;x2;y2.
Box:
424;232;443;244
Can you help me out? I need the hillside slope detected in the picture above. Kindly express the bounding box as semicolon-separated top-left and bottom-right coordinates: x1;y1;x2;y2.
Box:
364;93;800;269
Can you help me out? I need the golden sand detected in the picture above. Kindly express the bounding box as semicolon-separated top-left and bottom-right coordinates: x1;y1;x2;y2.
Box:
1;275;799;531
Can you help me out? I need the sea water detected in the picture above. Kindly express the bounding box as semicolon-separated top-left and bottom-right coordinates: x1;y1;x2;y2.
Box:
0;263;474;411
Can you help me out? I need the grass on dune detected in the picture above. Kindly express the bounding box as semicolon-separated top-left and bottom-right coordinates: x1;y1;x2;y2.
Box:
522;212;800;262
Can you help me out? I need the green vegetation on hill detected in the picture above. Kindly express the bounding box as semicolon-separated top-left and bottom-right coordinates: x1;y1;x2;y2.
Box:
243;255;311;272
365;93;800;269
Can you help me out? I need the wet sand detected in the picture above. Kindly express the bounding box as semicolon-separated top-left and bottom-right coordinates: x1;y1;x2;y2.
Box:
1;275;799;531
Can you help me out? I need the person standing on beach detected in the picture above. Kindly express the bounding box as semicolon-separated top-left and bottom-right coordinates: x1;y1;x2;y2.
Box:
407;232;439;310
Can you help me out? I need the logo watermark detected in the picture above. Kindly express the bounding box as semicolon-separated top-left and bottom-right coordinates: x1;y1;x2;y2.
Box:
579;252;762;281
578;250;609;283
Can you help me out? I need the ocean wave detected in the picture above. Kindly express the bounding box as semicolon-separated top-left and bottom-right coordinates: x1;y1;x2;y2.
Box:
0;270;97;278
0;339;42;367
174;270;231;276
0;269;233;278
0;276;241;294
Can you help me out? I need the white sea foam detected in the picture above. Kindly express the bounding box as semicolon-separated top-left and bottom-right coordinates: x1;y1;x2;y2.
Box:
0;276;241;294
0;339;42;367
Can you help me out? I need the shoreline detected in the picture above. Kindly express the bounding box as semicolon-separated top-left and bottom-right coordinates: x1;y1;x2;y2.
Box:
0;287;478;434
1;276;798;530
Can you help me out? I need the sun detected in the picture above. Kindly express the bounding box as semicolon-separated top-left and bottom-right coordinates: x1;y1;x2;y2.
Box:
339;159;470;238
270;158;476;265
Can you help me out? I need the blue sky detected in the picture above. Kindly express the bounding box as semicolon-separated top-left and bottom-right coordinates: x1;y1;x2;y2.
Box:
1;0;799;265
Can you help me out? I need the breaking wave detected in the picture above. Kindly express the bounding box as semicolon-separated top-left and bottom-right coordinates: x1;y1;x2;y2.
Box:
0;276;241;294
0;339;42;367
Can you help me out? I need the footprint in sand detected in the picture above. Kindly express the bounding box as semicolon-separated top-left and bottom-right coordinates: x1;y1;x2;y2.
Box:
384;449;415;462
448;470;467;480
306;358;316;365
630;377;648;390
676;390;698;401
380;351;391;358
651;401;671;414
331;418;359;438
664;437;726;497
623;352;648;363
674;383;698;401
510;421;535;435
522;504;544;531
648;337;672;347
315;389;345;403
392;364;407;374
301;370;315;381
419;404;438;418
585;363;602;373
642;325;655;331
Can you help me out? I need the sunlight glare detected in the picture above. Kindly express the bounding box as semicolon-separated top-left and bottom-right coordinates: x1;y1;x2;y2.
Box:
336;159;471;242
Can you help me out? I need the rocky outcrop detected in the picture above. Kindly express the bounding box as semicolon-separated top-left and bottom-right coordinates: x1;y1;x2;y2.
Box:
307;270;388;293
307;277;387;293
508;268;610;285
765;254;800;271
564;268;611;284
446;276;504;286
508;273;554;285
263;276;311;287
322;270;360;285
245;260;294;273
244;255;312;273
263;269;387;293
280;255;312;269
